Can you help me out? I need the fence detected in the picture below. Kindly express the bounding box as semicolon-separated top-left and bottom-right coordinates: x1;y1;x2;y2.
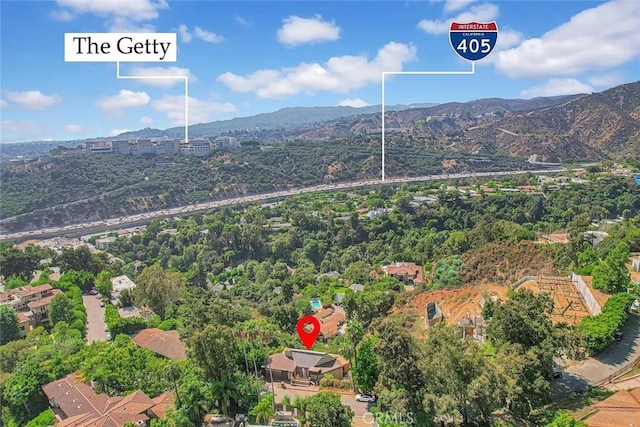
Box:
571;273;601;316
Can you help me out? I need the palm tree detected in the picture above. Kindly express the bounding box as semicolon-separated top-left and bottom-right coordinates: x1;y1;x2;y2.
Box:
250;393;275;424
209;379;238;416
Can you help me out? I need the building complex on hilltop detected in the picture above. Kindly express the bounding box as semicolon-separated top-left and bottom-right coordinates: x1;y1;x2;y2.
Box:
59;136;241;159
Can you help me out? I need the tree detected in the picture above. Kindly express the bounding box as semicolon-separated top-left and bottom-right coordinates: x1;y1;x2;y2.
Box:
0;244;39;281
592;242;631;293
188;324;240;383
49;294;74;326
95;270;113;297
351;336;379;393
0;305;22;345
135;264;186;319
250;392;274;424
344;320;364;367
303;392;354;427
119;288;135;308
545;411;587;427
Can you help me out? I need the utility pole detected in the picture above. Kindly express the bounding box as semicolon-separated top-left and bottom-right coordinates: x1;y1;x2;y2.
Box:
267;356;276;412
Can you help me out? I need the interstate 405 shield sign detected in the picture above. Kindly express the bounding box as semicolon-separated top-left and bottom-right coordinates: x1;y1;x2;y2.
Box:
449;21;498;61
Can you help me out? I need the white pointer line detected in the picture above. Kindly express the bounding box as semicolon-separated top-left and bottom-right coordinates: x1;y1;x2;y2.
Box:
381;61;476;181
115;62;189;143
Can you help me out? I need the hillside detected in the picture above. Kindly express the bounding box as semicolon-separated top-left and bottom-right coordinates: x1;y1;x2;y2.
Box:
117;103;439;139
287;82;639;161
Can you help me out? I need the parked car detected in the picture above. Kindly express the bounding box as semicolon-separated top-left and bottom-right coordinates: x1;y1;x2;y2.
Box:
355;393;377;403
615;331;624;341
89;289;98;295
104;325;109;332
100;301;105;307
96;294;102;299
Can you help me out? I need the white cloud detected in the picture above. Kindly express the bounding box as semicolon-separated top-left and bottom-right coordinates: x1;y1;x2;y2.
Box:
4;90;61;110
49;9;75;21
235;16;252;27
418;3;498;35
65;124;83;133
476;27;524;65
96;90;150;115
176;25;224;44
217;42;417;99
177;24;192;43
493;0;640;78
0;99;7;109
194;26;224;43
337;98;370;108
277;15;341;47
108;129;131;137
588;72;625;87
139;116;154;125
444;0;476;13
128;66;196;87
54;0;168;32
151;95;237;125
1;120;47;137
520;78;594;98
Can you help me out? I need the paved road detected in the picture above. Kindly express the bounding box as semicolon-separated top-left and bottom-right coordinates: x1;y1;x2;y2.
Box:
267;382;373;427
83;295;107;343
552;313;640;399
0;167;571;242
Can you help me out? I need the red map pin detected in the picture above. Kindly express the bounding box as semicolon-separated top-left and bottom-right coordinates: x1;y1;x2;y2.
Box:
297;315;321;350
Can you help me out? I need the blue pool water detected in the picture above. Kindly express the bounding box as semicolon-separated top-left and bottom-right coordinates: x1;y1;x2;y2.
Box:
310;299;322;309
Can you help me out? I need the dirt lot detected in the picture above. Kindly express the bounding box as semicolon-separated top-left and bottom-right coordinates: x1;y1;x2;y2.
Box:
394;275;614;329
394;284;512;328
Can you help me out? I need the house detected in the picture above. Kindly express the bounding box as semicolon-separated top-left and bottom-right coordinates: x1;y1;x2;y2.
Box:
458;315;486;341
110;275;136;305
131;328;187;360
383;262;425;285
42;372;173;426
584;387;640;426
264;348;349;385
311;306;346;339
95;236;116;250
0;284;62;336
633;256;640;273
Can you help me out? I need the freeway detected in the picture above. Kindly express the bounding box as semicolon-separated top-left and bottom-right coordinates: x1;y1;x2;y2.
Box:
0;167;569;243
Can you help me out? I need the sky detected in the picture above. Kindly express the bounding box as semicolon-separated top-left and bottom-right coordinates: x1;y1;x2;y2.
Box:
0;0;639;143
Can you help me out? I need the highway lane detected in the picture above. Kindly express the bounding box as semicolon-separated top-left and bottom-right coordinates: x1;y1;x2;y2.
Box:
0;167;570;242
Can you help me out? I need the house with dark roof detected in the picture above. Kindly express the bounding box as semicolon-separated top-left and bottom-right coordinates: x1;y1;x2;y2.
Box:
131;328;187;360
264;348;349;385
42;373;174;427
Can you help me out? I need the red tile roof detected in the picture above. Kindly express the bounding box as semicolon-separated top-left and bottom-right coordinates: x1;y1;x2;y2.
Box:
385;262;425;283
42;373;173;427
586;388;640;426
131;328;187;360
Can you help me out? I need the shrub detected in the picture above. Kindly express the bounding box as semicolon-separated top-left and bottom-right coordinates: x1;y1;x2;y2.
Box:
577;293;635;353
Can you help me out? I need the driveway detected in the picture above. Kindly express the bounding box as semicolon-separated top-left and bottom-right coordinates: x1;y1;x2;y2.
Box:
266;382;373;427
552;313;640;399
82;295;107;343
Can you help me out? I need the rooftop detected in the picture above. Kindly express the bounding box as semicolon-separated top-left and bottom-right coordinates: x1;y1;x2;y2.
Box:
131;328;187;360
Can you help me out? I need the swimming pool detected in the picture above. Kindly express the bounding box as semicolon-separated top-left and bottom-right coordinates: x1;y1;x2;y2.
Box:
310;299;322;309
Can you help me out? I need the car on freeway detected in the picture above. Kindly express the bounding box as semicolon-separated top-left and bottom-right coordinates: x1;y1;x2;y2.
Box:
355;393;377;403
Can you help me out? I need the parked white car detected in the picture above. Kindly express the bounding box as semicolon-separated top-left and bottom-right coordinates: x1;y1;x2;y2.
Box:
355;393;377;403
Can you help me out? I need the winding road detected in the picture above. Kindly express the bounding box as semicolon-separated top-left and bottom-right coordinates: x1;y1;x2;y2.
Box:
0;167;571;243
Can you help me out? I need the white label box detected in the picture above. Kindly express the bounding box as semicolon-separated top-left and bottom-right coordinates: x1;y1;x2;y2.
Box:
64;33;177;62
